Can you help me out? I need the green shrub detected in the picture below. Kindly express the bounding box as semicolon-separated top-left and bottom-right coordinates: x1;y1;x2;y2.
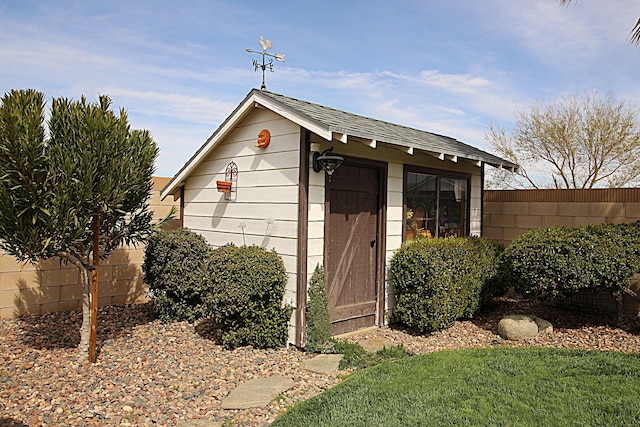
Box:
305;264;333;353
205;244;292;349
143;228;212;323
503;221;640;299
389;237;504;333
469;237;510;311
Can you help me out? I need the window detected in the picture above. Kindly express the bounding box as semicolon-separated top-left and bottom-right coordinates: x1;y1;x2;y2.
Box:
405;168;469;241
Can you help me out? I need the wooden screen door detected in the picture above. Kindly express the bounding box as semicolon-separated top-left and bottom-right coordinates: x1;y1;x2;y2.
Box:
325;161;382;335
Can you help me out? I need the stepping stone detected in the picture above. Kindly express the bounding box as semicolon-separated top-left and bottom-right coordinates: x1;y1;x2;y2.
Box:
301;354;343;374
221;376;294;409
359;338;395;353
176;420;221;427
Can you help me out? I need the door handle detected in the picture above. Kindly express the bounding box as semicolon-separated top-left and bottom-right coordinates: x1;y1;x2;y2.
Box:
370;239;376;247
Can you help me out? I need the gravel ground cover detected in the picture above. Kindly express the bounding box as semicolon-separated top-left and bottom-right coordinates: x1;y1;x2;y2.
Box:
1;297;639;427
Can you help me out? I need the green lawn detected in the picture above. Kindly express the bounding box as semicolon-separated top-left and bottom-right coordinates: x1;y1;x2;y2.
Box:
273;348;640;427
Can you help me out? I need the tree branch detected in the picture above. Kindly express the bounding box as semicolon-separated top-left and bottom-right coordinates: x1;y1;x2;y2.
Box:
630;18;640;47
56;251;87;271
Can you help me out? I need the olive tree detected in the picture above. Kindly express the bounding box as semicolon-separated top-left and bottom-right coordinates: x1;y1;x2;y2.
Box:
0;89;158;363
486;91;640;189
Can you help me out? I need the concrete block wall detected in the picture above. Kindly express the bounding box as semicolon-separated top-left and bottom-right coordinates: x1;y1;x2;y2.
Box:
483;188;640;246
0;177;180;318
483;188;640;317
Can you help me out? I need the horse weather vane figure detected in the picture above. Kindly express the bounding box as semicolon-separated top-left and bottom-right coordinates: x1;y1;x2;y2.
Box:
246;36;285;90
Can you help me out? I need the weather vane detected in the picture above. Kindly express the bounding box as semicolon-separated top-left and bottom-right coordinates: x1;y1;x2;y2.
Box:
245;36;285;90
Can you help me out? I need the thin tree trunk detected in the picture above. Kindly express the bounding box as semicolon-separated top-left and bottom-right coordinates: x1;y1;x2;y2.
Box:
78;265;91;363
58;251;92;363
89;211;100;364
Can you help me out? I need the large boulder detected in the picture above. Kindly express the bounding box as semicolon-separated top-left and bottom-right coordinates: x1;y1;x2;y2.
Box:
497;314;553;340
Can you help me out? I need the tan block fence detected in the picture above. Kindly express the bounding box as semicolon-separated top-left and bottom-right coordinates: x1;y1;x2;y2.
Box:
483;188;640;246
0;177;180;318
483;188;640;317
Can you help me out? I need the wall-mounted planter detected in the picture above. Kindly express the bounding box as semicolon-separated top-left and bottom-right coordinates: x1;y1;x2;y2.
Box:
216;180;232;193
221;161;238;201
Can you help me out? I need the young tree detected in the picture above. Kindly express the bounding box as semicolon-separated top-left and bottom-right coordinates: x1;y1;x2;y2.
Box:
559;0;640;47
0;89;159;363
486;91;640;189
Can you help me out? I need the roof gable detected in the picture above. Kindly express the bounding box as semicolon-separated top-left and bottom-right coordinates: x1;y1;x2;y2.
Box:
161;89;518;199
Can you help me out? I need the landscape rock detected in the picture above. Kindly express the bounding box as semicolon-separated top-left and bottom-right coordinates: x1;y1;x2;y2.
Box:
498;314;553;340
535;317;554;335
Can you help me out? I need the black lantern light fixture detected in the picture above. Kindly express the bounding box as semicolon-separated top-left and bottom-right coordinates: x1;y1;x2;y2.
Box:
312;147;344;182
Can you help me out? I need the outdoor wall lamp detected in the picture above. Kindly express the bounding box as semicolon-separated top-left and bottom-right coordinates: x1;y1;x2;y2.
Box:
312;147;344;182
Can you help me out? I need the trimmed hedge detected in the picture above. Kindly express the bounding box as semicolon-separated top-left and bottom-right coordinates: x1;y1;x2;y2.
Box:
503;221;640;299
143;228;212;323
390;237;504;333
205;244;292;349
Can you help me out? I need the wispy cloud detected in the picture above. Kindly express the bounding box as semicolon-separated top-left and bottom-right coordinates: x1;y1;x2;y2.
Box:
381;70;492;94
475;1;640;69
275;68;383;91
269;67;526;153
102;88;237;125
98;89;240;176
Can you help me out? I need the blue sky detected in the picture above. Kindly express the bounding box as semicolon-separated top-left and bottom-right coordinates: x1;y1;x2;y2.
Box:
1;1;639;177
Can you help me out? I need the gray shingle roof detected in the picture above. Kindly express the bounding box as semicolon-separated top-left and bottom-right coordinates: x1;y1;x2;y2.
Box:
256;89;518;169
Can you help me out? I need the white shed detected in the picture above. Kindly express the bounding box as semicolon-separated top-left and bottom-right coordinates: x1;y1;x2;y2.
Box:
161;89;517;346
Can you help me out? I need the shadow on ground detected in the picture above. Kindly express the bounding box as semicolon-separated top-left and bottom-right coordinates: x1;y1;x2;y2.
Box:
471;296;630;334
386;295;637;338
0;417;29;427
15;303;154;350
194;318;222;344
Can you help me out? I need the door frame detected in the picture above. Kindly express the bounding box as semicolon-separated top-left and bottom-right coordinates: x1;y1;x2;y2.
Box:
323;155;388;328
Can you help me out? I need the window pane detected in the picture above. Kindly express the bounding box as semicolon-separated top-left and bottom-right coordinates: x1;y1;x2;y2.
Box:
406;172;437;240
405;171;468;241
438;177;467;238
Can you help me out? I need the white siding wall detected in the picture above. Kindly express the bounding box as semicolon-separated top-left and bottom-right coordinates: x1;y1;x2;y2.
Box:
183;108;301;342
386;162;404;264
385;162;405;318
307;164;325;283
